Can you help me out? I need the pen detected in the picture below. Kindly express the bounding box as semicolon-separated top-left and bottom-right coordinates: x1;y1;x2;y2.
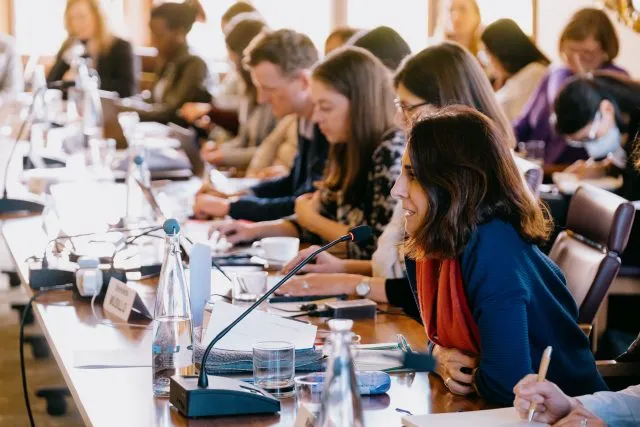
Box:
528;346;553;423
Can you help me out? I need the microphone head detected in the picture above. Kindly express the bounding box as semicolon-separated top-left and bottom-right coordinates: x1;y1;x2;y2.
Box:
348;225;372;244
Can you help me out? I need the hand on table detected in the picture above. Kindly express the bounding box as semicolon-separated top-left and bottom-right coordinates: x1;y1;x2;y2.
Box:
552;406;605;427
249;165;290;180
193;193;230;219
563;159;610;180
179;102;212;123
280;245;346;275
200;141;226;166
295;192;321;231
209;220;260;245
278;273;362;296
433;345;479;395
513;375;579;424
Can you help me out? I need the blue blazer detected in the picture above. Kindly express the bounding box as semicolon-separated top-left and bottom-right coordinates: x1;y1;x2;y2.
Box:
404;218;607;404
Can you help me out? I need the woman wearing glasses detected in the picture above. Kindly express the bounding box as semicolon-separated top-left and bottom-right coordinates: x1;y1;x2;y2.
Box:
514;8;627;166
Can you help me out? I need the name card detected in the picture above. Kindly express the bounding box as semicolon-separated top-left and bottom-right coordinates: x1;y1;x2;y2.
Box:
189;243;212;328
103;278;152;322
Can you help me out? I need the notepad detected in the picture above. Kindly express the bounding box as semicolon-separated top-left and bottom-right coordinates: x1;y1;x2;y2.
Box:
402;408;548;427
202;301;317;351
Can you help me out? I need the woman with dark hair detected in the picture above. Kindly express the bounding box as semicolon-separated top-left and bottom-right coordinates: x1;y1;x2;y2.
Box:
480;19;550;121
212;47;404;260
118;2;212;124
191;18;276;169
392;105;606;404
279;42;517;316
348;26;411;71
515;8;627;165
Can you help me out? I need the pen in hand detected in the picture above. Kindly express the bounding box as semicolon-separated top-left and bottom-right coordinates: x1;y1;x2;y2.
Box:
528;346;553;423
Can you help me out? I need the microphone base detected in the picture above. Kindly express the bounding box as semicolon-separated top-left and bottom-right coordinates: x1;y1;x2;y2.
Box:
169;375;280;418
0;197;45;214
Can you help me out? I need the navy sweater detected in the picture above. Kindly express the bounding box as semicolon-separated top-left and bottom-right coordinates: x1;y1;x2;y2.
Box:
401;219;607;405
228;122;329;221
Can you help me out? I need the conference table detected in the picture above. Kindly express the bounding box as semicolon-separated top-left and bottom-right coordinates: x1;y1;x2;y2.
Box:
3;202;490;427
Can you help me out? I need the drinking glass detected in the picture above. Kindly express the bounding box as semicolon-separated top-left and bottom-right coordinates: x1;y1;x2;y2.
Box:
253;341;295;398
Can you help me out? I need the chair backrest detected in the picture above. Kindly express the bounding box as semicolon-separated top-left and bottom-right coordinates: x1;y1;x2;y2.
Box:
513;155;543;197
549;184;635;323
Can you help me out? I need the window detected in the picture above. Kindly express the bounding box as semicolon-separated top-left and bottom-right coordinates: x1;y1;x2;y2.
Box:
186;0;237;62
251;0;332;54
13;0;125;56
346;0;429;53
476;0;534;35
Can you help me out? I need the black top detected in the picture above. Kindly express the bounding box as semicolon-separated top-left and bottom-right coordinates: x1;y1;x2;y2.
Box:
228;121;329;221
47;37;137;98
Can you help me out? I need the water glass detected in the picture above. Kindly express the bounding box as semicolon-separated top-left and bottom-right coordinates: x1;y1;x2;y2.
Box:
294;373;325;413
232;271;268;302
253;341;295;398
518;140;545;166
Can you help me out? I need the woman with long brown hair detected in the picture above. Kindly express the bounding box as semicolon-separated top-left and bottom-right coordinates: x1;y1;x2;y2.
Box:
47;0;137;97
391;105;606;404
212;47;404;259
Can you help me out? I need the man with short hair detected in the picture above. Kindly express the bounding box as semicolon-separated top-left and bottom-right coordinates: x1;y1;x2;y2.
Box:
193;29;328;222
0;33;24;99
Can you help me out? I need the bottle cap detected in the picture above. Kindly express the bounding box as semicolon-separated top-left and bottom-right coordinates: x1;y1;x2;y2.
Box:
163;218;180;235
328;319;353;332
133;155;144;165
77;256;100;268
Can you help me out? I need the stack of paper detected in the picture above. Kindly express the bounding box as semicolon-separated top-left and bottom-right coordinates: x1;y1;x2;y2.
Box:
202;301;317;351
402;408;548;427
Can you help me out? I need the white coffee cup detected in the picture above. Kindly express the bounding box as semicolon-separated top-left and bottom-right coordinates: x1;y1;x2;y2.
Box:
254;237;300;264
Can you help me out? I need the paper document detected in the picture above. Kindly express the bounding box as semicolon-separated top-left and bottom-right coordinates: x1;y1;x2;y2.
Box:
402;407;548;427
202;301;317;351
74;349;151;369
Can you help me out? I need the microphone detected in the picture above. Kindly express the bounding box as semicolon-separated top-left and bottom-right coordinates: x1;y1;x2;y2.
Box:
169;225;372;418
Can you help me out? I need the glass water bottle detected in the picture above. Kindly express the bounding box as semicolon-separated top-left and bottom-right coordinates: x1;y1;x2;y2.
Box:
316;319;364;427
152;219;194;397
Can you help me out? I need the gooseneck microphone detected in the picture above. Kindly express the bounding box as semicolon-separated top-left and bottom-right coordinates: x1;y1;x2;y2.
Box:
169;225;372;418
198;225;372;388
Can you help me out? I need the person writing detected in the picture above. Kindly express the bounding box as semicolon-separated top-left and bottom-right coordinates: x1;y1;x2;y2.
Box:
388;105;606;404
192;29;327;222
514;376;639;426
194;17;276;169
211;47;404;260
47;0;136;97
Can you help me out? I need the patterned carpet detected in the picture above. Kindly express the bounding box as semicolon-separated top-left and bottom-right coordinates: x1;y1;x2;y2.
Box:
0;279;84;427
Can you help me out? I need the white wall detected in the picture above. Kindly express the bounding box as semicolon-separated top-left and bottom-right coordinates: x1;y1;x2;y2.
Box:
536;0;640;78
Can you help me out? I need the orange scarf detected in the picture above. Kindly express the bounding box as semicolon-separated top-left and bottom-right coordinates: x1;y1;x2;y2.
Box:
416;258;481;355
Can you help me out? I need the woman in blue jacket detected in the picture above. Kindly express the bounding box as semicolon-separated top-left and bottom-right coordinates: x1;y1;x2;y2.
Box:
390;105;607;404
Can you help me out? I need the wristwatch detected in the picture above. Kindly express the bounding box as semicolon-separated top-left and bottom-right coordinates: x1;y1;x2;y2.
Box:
355;277;371;298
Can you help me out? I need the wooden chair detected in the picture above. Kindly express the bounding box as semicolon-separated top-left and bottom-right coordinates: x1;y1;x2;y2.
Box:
548;185;635;349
